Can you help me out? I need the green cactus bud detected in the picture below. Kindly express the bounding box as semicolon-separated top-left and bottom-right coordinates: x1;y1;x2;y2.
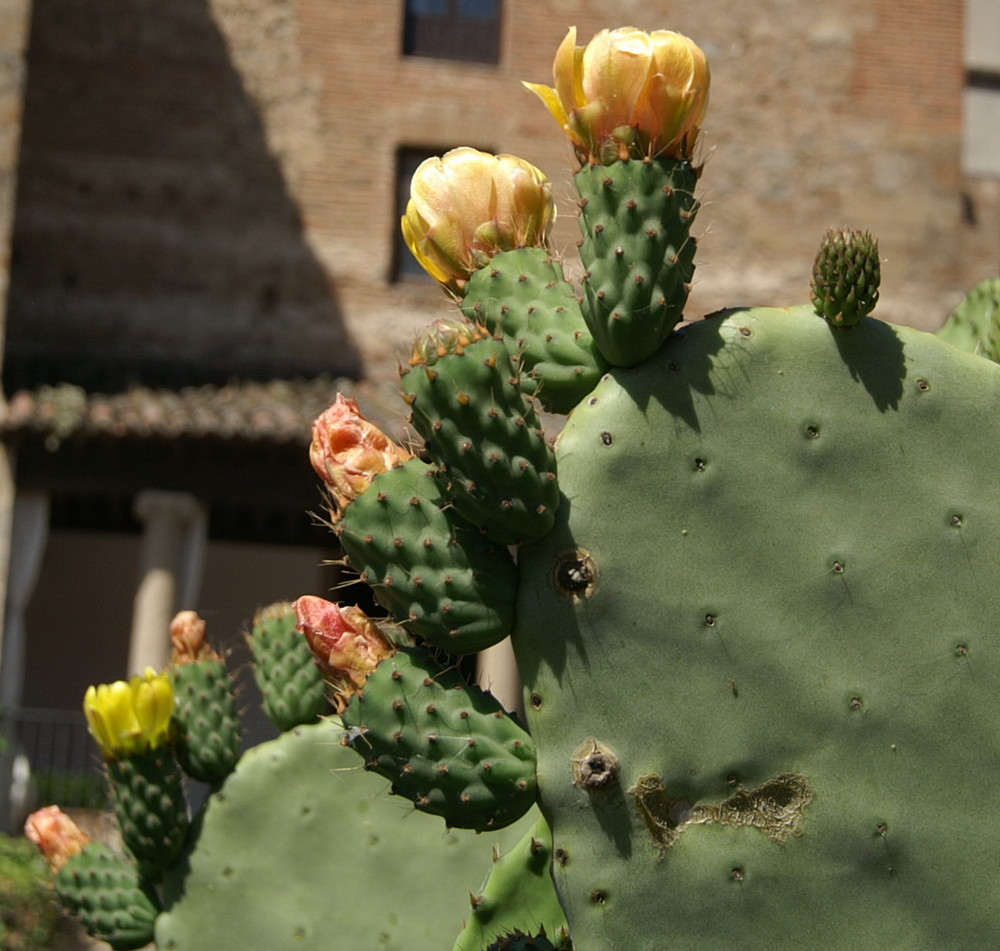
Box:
810;228;880;327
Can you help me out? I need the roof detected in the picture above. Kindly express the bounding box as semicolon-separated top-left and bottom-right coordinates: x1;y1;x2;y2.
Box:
0;378;411;450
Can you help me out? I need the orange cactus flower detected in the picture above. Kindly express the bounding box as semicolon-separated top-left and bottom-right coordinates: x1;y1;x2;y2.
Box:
24;805;92;872
309;395;412;520
524;26;710;165
295;596;395;712
401;147;555;293
169;609;221;665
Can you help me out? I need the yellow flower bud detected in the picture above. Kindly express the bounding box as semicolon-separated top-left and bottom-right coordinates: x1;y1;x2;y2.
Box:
83;668;174;760
524;26;710;165
401;147;555;293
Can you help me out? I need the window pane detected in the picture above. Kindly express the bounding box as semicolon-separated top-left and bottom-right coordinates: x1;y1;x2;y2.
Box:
402;0;502;64
458;0;498;19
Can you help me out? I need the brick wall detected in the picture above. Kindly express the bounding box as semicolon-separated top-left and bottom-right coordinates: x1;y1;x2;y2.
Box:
3;0;995;387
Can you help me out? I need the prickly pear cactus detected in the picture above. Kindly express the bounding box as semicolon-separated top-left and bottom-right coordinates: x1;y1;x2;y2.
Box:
320;24;1000;951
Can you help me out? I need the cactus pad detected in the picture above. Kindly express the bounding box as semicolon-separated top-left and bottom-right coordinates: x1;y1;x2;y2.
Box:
170;655;241;783
514;306;1000;948
461;247;608;414
575;157;699;366
155;718;537;950
401;323;559;545
246;601;328;731
343;645;537;830
55;843;159;951
454;812;568;951
337;458;518;652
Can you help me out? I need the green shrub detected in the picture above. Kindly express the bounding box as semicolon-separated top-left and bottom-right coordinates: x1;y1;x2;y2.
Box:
0;834;60;951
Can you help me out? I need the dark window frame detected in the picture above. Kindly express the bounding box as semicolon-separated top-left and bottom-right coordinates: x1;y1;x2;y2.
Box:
401;0;502;66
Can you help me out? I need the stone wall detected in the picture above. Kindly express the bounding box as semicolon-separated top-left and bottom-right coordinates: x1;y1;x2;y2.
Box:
3;0;996;387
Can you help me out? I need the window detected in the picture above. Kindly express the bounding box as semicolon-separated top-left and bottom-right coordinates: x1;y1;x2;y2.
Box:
402;0;502;65
963;0;1000;176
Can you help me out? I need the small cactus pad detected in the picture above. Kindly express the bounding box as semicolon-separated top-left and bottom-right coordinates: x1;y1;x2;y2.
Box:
342;645;537;830
575;157;699;366
170;656;242;783
453;812;569;951
936;275;1000;363
337;458;518;652
514;307;1000;948
55;843;159;951
155;718;539;950
810;228;880;326
401;321;560;546
246;601;328;731
461;247;608;414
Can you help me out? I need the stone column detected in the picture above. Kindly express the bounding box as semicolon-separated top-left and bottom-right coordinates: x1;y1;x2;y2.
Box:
129;491;207;675
0;490;49;712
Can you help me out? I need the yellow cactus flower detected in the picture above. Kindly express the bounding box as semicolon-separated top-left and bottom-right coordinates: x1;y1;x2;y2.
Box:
401;147;555;293
524;26;710;165
83;668;174;759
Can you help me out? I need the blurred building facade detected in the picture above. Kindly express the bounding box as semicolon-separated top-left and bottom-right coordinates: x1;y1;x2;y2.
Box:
0;0;996;826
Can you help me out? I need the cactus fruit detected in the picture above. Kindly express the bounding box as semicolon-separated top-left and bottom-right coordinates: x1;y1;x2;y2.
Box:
246;601;328;730
575;157;700;366
337;457;519;652
401;318;559;546
460;248;608;414
169;655;241;783
937;275;1000;362
104;748;189;879
810;228;880;327
342;645;536;830
168;616;242;784
55;843;160;951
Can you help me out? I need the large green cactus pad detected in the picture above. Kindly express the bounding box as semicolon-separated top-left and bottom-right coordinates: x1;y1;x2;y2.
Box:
513;306;1000;949
156;719;537;951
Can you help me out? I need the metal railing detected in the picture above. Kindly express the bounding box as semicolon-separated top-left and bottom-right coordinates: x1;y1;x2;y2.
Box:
1;707;106;832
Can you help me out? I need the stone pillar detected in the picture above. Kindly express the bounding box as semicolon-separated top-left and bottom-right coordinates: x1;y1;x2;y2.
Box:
0;0;36;689
129;491;207;675
0;490;49;712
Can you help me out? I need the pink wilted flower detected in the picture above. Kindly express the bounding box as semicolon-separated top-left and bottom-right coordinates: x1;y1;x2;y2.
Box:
309;395;412;521
295;596;395;711
24;805;92;872
169;609;221;665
